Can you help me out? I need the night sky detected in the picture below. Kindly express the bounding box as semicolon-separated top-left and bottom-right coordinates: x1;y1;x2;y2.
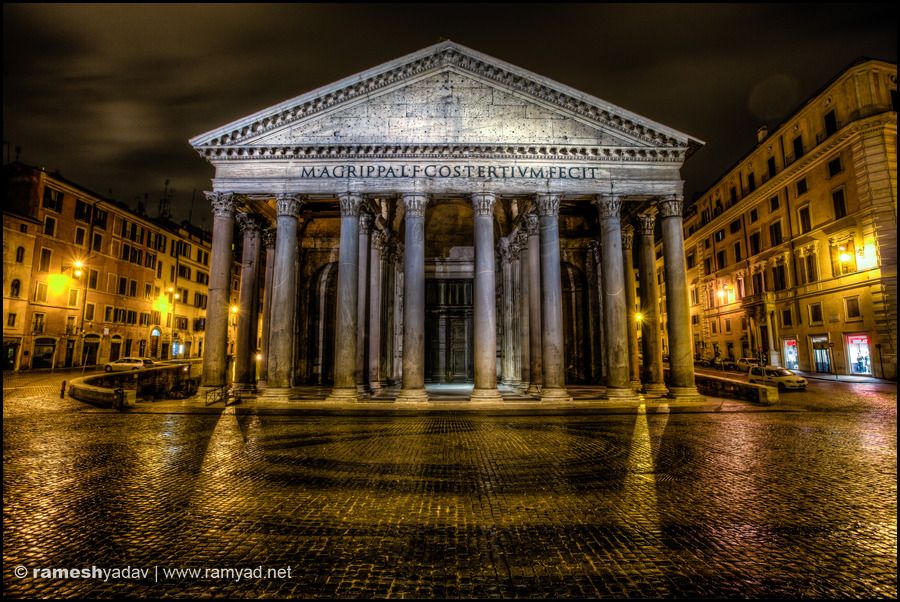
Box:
4;3;896;230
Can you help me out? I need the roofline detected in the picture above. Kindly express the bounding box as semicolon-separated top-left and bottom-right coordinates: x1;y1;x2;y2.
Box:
190;40;703;148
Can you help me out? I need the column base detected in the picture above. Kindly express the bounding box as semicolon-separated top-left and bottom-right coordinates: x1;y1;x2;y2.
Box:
234;382;256;393
470;387;503;402
395;388;428;403
603;386;643;402
641;382;669;397
258;387;294;402
630;379;643;391
526;383;542;396
540;387;572;403
325;387;358;403
667;386;705;402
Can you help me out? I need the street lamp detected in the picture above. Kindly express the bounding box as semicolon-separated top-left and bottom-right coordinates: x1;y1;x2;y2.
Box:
167;286;181;358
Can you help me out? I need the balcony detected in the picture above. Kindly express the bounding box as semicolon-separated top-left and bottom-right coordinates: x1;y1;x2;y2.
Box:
740;292;775;308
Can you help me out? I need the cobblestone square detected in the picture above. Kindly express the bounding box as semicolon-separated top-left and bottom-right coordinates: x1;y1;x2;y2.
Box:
3;372;897;598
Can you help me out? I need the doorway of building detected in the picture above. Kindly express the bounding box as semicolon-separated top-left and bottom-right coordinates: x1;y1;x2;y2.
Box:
32;338;56;369
425;279;473;383
811;335;831;373
82;335;100;366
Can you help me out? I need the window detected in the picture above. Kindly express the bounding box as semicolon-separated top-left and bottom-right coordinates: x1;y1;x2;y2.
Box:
10;279;21;297
782;309;793;327
75;200;92;222
115;308;126;323
749;208;758;223
104;305;113;322
15;246;25;263
747;172;756;192
730;186;738;204
85;303;95;322
31;313;45;334
703;258;711;275
809;303;823;324
92;208;108;230
91;232;103;253
7;313;16;327
796;178;808;196
195;271;209;285
845;297;861;320
711;320;718;334
831;241;857;276
170;265;176;282
769;196;779;212
725;319;731;333
19;224;27;233
769;221;783;246
68;289;78;307
126;310;137;325
177;264;192;279
752;271;765;294
145;283;152;299
733;242;742;262
772;264;787;290
39;248;51;272
827;156;843;177
42;187;63;211
88;269;99;290
691;314;700;325
804;254;818;283
140;312;151;326
197;249;209;265
156;261;163;279
749;232;761;256
690;287;699;306
43;216;57;237
118;277;128;295
716;250;726;270
824;109;838;136
35;282;48;302
175;316;189;330
704;239;711;249
793;135;804;160
144;253;157;270
832;189;847;219
729;219;741;234
193;317;207;331
799;206;812;233
129;279;137;297
194;292;208;309
712;229;724;243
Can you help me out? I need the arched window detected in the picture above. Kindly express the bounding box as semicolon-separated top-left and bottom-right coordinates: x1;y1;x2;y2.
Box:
15;247;25;263
11;279;21;297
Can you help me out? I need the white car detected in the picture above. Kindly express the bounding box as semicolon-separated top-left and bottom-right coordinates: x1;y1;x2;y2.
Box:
736;357;760;372
104;357;154;372
748;366;807;390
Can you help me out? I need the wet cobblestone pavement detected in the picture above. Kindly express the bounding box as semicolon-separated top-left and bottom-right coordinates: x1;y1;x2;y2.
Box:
3;372;897;598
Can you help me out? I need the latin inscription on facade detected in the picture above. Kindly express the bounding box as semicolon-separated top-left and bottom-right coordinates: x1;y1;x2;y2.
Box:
297;164;601;180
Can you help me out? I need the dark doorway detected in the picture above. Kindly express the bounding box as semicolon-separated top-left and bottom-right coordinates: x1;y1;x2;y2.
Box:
32;338;56;369
3;340;20;370
309;262;338;385
64;339;75;368
82;337;100;366
562;263;591;384
425;279;473;383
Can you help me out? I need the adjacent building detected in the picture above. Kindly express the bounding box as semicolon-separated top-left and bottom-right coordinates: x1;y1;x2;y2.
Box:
2;162;243;371
658;58;897;379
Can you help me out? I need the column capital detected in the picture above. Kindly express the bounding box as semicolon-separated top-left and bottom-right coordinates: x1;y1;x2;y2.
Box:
275;193;304;217
371;229;385;250
658;196;684;219
205;191;238;217
535;194;560;217
338;193;363;217
636;209;657;236
498;237;511;264
621;224;634;250
402;193;429;218
236;212;267;236
593;194;622;220
524;213;540;235
471;192;497;216
263;227;276;249
509;239;521;260
515;228;530;249
359;212;374;233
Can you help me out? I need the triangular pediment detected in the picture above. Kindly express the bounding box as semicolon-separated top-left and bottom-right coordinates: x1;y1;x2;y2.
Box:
190;41;702;158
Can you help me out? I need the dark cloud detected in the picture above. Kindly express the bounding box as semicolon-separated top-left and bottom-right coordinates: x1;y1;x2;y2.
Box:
3;3;896;231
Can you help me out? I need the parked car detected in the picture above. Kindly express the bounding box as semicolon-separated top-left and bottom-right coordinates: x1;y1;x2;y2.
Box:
748;366;808;390
720;358;739;371
104;357;154;372
736;357;760;372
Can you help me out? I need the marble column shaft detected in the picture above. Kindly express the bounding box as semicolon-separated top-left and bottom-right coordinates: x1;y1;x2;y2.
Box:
355;213;372;389
510;243;522;384
536;194;569;400
398;195;428;401
499;238;515;385
259;228;276;383
637;211;666;392
368;230;384;390
525;213;542;394
516;231;531;388
235;213;263;388
596;196;631;395
660;197;700;396
329;193;362;399
622;224;641;386
201;191;236;388
471;193;502;400
267;194;303;390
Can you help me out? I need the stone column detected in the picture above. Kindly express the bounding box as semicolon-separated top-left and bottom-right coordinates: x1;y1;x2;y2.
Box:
265;193;304;395
392;243;404;385
525;213;543;395
766;309;780;367
593;241;608;384
536;194;570;402
327;193;362;402
595;195;638;401
510;240;522;385
637;210;667;395
234;212;264;390
368;230;384;391
397;194;429;402
499;237;515;386
516;230;531;389
622;224;641;389
258;227;276;385
660;196;701;400
471;193;503;401
355;212;373;392
201;191;237;389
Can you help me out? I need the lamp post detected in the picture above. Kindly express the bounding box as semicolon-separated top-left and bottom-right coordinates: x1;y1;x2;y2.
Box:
167;286;181;359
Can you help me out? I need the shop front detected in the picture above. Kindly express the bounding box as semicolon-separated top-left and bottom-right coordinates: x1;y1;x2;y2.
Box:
3;338;21;370
810;335;832;373
783;338;799;370
846;333;872;375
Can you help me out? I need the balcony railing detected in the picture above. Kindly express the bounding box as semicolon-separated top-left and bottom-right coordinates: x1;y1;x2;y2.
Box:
740;292;775;308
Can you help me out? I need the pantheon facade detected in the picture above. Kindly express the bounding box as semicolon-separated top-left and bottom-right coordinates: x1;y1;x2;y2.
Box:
190;41;704;403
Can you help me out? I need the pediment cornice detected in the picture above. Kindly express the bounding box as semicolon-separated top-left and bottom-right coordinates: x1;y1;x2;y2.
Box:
190;41;702;157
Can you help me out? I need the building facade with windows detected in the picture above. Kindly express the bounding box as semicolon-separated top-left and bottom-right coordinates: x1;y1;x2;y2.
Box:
2;162;242;371
657;58;897;379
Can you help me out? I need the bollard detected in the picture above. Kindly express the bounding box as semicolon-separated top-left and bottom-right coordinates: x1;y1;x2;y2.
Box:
114;388;124;410
60;380;67;399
